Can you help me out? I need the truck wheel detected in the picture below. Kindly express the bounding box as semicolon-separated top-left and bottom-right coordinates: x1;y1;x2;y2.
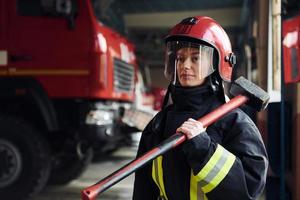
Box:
0;116;51;200
49;146;93;185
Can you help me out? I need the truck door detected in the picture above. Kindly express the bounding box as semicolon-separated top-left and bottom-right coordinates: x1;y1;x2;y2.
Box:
7;0;90;87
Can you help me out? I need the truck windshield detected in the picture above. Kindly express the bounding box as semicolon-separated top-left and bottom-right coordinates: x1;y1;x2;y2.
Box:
17;0;77;17
91;0;102;21
92;0;117;23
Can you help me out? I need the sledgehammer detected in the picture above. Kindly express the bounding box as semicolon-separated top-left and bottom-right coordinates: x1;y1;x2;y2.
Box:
81;76;269;200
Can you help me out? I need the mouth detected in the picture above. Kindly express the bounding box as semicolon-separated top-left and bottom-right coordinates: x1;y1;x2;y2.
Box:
180;74;195;79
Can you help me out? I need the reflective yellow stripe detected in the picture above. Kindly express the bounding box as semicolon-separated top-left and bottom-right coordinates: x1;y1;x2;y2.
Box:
191;171;208;200
196;144;224;181
202;152;235;193
152;156;168;199
194;144;236;195
0;69;8;75
152;159;162;196
153;145;235;200
190;171;197;200
7;68;89;76
157;157;167;198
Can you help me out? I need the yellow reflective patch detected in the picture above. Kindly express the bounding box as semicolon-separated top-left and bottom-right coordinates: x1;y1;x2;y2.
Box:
191;171;208;200
191;144;236;196
195;144;224;181
152;156;168;199
152;159;160;194
153;145;236;200
190;171;197;200
202;149;236;193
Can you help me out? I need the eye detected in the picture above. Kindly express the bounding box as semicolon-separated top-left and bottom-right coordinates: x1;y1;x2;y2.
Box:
191;55;199;63
176;55;186;63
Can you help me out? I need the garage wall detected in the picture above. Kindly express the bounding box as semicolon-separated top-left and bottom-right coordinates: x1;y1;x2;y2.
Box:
149;67;168;88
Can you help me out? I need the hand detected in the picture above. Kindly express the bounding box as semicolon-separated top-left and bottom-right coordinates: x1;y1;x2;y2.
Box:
176;118;206;140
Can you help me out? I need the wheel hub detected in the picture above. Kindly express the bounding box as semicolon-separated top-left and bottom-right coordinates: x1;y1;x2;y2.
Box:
0;139;22;187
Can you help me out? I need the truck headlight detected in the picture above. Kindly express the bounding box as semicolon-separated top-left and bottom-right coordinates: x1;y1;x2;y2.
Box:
85;110;113;126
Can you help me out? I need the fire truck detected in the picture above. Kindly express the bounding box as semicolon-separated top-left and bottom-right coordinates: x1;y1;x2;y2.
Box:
0;0;137;199
283;14;300;84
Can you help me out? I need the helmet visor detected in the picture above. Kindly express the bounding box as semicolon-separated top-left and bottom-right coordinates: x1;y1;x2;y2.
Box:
164;41;215;86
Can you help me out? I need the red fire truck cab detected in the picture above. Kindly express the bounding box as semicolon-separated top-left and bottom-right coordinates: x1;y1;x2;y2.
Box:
0;0;137;199
283;14;300;83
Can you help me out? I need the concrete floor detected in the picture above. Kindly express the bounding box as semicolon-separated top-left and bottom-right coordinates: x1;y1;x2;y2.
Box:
33;133;265;200
34;146;137;200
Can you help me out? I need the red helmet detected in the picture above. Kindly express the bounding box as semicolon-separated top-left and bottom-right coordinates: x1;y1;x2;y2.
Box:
165;16;236;82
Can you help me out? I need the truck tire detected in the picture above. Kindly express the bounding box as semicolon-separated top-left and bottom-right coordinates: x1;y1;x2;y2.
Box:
0;116;51;200
49;146;93;185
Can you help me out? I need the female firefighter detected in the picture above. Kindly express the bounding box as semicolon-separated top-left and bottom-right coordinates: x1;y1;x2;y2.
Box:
133;16;268;200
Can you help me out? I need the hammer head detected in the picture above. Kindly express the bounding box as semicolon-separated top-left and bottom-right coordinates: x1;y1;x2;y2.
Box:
230;76;270;111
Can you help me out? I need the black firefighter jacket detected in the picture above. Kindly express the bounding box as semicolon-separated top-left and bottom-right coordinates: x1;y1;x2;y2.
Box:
133;86;268;200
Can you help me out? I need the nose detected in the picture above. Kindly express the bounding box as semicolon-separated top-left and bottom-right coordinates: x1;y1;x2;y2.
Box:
182;58;192;69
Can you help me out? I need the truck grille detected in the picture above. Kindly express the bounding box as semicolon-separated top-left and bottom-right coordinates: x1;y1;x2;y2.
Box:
113;59;135;93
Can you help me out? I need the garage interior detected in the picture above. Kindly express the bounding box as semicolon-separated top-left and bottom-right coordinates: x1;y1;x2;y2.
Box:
1;0;300;200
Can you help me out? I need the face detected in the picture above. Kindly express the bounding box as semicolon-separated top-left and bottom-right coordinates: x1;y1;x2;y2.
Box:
176;47;208;87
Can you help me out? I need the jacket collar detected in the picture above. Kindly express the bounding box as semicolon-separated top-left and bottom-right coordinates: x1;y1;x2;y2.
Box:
170;84;216;111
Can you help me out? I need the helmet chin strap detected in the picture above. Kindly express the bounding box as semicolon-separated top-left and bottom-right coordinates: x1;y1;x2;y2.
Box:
209;73;230;103
209;74;220;92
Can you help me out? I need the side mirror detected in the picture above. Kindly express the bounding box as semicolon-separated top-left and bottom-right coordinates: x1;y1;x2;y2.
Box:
56;0;72;15
41;0;76;29
56;0;76;29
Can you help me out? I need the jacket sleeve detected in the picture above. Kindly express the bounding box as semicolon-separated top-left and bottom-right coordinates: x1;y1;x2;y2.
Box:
182;109;268;200
133;117;162;200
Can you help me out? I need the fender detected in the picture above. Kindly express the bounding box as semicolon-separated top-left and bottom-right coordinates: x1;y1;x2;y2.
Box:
0;77;59;131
